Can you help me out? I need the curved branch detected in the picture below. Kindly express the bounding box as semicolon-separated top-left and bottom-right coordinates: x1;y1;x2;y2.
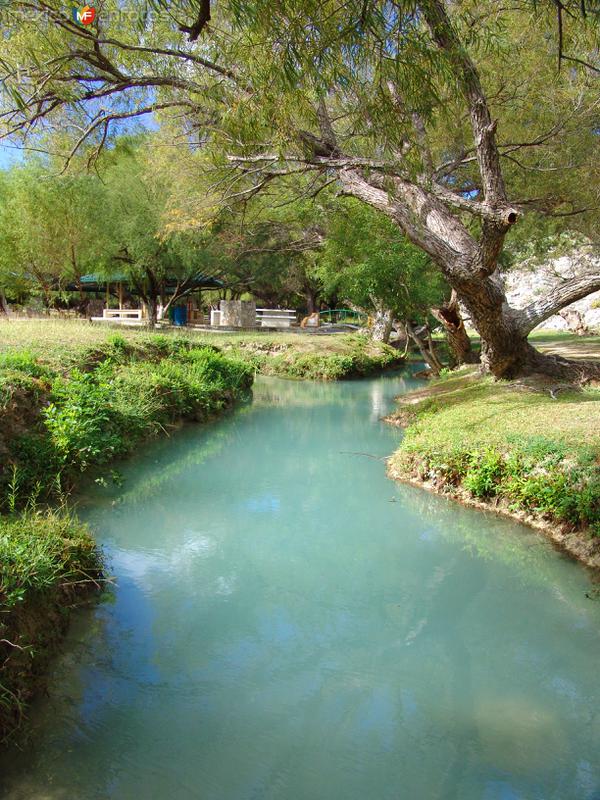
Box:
179;0;211;41
516;273;600;335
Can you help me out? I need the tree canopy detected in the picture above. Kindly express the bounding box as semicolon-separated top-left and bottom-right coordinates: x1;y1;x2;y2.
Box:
320;199;445;328
2;0;600;376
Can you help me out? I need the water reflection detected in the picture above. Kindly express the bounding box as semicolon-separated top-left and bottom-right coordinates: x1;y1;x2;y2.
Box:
2;371;600;800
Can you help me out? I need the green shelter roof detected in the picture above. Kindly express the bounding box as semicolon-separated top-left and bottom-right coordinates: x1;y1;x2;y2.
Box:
75;271;223;293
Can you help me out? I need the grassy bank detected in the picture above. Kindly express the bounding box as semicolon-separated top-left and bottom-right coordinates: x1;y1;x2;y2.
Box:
212;331;403;379
0;321;403;380
0;509;103;742
388;369;600;566
0;333;253;508
0;325;253;741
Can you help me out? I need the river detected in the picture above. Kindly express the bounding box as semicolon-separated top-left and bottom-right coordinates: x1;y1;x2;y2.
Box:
1;371;600;799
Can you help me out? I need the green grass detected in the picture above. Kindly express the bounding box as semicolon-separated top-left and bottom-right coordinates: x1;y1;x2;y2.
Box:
0;320;402;379
393;371;600;452
0;509;101;609
528;329;600;345
215;332;402;379
0;509;102;741
389;370;600;537
0;319;148;372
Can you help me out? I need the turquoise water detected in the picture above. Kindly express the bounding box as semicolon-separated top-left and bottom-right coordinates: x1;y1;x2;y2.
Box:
2;372;600;799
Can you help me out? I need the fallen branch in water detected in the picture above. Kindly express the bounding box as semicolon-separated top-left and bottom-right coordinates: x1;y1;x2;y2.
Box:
340;451;386;461
61;575;116;590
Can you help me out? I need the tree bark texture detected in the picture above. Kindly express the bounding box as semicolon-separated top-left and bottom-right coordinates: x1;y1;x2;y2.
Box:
371;309;394;343
431;291;477;366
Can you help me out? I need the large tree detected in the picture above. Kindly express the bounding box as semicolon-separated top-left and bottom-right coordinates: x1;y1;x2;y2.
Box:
100;140;226;326
320;199;445;345
0;161;108;306
1;0;600;377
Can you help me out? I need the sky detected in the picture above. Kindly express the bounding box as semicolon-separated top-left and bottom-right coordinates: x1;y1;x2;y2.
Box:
0;111;158;170
0;143;24;169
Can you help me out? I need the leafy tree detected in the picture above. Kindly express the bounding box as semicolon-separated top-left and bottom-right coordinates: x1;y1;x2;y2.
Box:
162;160;328;310
320;200;445;344
0;162;108;307
1;1;600;377
98;139;224;326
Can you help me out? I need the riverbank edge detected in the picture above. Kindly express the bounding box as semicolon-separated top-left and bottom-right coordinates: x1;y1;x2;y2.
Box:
0;332;403;744
0;340;255;744
0;510;104;744
216;334;405;380
384;371;600;571
386;460;600;570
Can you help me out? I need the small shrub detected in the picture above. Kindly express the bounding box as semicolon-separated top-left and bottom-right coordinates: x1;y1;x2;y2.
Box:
463;449;505;498
0;351;52;379
44;369;124;470
0;508;101;608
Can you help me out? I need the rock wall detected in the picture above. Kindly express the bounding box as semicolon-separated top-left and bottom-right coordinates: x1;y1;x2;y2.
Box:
502;250;600;333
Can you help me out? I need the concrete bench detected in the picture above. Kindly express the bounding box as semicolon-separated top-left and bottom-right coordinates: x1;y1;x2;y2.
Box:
256;309;297;328
103;309;143;320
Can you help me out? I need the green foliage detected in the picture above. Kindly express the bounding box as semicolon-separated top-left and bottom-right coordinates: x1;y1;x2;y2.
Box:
463;449;505;498
0;340;253;510
44;369;124;470
0;508;102;740
0;162;111;303
264;349;398;380
0;509;100;609
222;333;402;380
0;351;52;379
401;439;600;534
0;369;46;410
268;352;355;380
319;199;446;321
392;375;600;536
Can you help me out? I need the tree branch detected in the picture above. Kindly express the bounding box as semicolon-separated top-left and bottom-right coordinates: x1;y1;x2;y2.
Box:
423;0;508;207
516;273;600;335
179;0;211;42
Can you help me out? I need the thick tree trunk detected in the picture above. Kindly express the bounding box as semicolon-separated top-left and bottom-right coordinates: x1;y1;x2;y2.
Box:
305;287;319;315
451;271;526;377
371;308;394;343
431;291;477;366
454;268;600;380
145;298;158;329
